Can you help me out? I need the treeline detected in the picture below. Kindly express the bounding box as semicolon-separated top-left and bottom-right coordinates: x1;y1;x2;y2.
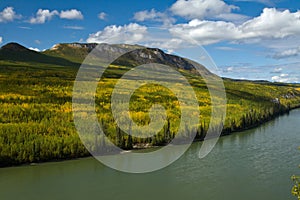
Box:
0;122;88;166
223;103;291;134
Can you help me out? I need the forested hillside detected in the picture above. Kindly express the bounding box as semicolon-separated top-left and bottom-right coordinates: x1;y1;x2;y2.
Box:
0;42;300;167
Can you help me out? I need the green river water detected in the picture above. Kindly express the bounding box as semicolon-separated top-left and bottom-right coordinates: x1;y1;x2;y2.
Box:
1;109;300;200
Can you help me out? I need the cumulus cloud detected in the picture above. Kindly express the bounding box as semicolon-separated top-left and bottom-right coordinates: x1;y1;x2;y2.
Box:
60;9;83;20
170;0;239;20
133;9;175;25
271;73;299;83
86;23;148;44
29;8;84;23
0;7;21;22
170;19;240;45
169;8;300;45
98;12;107;20
29;9;59;24
241;8;300;39
85;6;300;59
0;36;2;44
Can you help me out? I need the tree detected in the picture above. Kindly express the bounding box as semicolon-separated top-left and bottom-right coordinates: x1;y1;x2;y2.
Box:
291;175;300;199
164;119;171;143
292;148;300;200
126;121;133;149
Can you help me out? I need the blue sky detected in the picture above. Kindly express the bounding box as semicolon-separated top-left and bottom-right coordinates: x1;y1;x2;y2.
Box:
0;0;300;82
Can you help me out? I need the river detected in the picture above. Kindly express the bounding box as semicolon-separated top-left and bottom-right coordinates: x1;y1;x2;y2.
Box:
1;109;300;200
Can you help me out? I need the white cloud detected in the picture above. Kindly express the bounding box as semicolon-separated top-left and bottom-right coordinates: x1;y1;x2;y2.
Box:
18;26;31;29
98;12;107;20
145;38;186;52
170;19;240;45
63;25;84;30
34;40;41;44
271;67;283;73
0;7;21;22
169;8;300;45
170;0;239;20
215;46;239;51
227;66;234;71
271;73;299;83
87;23;148;44
241;8;300;40
232;0;274;6
273;47;300;59
85;7;300;59
134;9;157;21
133;1;247;25
223;66;235;72
29;8;84;24
220;62;300;82
219;64;261;79
29;47;40;52
60;9;83;20
0;37;2;44
215;13;250;23
29;9;59;24
133;9;175;25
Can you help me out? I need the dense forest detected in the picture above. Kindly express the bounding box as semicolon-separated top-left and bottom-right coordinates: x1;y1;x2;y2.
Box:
0;43;300;167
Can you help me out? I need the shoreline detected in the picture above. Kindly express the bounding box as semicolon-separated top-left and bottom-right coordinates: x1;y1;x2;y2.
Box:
0;106;298;169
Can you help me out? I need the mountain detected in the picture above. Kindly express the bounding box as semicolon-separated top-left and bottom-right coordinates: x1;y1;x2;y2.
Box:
0;42;212;76
43;43;145;63
42;42;213;76
43;43;94;64
1;42;31;52
0;42;77;66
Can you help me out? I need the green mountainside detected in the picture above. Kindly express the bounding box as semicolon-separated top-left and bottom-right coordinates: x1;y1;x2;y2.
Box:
0;43;78;67
0;42;300;166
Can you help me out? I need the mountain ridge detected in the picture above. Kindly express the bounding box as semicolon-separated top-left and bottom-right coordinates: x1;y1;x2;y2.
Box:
46;42;213;75
0;42;213;76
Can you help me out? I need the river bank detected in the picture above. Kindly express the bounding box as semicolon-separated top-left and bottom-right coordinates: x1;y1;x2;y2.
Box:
1;104;298;168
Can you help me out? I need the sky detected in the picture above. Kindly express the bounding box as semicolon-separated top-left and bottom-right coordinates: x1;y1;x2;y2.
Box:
0;0;300;82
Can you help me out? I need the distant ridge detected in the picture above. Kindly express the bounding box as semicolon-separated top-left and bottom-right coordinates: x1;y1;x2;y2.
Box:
0;42;78;67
